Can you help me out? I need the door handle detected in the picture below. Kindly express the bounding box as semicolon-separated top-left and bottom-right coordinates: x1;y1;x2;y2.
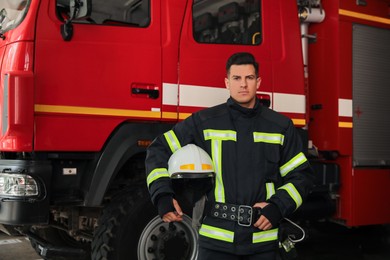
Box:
131;83;159;99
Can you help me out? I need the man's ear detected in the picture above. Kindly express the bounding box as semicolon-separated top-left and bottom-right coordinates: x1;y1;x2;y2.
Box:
256;77;262;90
225;78;230;89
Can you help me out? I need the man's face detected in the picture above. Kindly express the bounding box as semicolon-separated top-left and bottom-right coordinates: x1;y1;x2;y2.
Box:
225;64;261;109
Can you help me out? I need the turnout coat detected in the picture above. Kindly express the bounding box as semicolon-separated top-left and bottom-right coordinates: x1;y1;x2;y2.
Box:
145;98;314;255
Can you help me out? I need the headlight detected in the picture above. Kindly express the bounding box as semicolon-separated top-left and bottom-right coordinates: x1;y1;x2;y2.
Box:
0;173;39;197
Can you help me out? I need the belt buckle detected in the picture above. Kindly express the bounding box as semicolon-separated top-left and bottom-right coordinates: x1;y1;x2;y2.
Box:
238;205;252;227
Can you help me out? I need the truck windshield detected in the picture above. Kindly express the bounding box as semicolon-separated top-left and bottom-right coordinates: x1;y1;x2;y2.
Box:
0;0;29;34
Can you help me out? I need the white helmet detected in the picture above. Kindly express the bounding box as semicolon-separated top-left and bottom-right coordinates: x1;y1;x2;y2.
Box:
168;144;215;179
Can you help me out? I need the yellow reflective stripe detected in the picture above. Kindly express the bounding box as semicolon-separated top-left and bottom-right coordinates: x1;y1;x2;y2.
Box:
339;9;390;25
204;129;237;141
265;182;275;200
278;183;302;209
203;130;237;203
164;130;182;153
34;104;160;118
147;168;169;187
253;228;279;243
211;139;225;202
199;224;234;243
202;163;213;170
280;152;307;177
253;132;285;145
180;164;195;170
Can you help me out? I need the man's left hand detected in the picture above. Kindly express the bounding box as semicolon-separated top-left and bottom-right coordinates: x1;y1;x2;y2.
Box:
253;202;272;230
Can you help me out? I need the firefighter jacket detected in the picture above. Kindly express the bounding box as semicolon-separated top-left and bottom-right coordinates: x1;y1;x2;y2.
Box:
145;98;314;255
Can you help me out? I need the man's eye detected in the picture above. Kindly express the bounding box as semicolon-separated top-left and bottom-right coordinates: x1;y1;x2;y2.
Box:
247;76;256;80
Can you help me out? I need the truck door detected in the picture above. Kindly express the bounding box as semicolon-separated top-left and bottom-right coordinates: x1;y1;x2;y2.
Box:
178;0;306;127
177;0;266;118
34;0;162;150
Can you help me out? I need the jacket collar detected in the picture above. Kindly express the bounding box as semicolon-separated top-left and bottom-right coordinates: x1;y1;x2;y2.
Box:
227;97;261;117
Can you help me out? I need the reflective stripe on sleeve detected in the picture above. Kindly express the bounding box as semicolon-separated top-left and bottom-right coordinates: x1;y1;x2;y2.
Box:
253;132;285;145
147;168;169;188
199;224;234;243
279;152;307;177
265;182;276;200
164;130;182;153
253;228;279;243
278;183;303;209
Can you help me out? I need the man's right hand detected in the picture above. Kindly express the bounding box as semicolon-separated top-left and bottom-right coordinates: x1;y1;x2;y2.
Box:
162;198;183;222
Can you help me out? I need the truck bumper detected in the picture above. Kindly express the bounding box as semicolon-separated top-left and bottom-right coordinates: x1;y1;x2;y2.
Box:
27;230;87;259
0;160;51;224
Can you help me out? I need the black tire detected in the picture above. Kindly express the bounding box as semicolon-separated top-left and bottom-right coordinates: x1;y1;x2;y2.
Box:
91;186;198;260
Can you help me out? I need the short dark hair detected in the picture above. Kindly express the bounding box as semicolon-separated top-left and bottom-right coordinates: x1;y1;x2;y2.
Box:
226;52;259;76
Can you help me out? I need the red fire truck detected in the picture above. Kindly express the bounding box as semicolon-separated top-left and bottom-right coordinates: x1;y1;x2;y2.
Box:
0;0;389;259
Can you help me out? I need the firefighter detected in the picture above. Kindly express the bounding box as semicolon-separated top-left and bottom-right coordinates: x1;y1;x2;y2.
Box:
145;52;314;259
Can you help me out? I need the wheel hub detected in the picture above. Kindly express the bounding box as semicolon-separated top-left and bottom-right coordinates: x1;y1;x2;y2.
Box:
138;215;198;260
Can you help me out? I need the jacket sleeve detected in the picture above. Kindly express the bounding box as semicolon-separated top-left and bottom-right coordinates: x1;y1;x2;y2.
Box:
267;120;315;218
145;115;198;208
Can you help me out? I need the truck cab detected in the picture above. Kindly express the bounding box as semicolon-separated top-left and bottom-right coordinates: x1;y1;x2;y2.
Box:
0;0;389;259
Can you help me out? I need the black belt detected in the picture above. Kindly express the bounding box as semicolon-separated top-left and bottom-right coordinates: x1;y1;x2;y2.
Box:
210;202;262;227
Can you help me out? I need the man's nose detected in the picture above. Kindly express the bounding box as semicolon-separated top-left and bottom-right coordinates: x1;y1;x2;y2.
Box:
240;79;248;87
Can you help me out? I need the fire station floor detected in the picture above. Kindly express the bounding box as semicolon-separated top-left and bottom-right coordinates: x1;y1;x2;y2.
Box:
297;221;390;260
0;222;389;260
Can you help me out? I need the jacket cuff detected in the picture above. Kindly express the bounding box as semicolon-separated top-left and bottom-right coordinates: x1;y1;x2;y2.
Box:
261;203;283;227
156;195;174;217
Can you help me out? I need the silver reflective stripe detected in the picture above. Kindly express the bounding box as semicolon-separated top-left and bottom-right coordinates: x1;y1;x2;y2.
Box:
253;132;284;145
278;183;302;209
199;224;234;243
265;182;275;200
253;228;278;243
164;130;182;153
280;152;307;177
203;129;237;203
147;168;169;188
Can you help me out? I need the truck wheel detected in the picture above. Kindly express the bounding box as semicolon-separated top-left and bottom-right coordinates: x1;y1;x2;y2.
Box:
138;215;198;260
91;187;198;260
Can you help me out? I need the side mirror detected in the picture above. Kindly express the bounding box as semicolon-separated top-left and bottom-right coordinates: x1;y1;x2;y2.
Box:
61;0;91;41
